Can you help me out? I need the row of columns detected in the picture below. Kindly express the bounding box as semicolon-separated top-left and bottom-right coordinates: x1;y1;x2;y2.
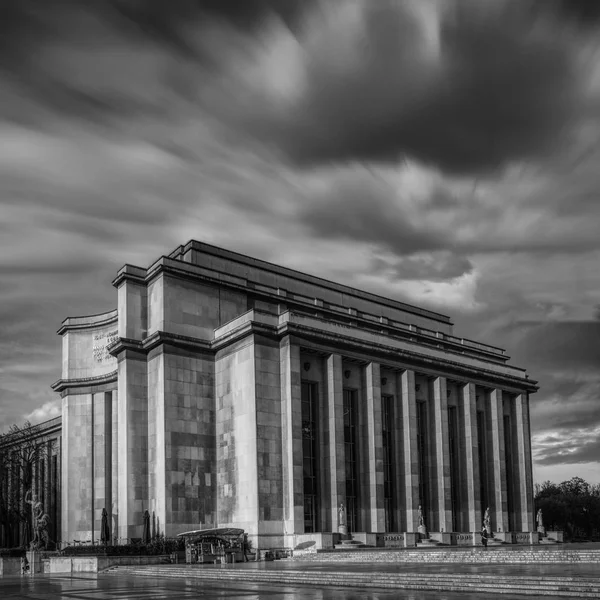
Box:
281;346;534;534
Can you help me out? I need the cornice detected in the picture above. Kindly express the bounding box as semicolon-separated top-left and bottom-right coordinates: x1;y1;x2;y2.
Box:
56;317;536;395
280;321;539;393
51;370;118;393
57;310;118;335
108;332;212;358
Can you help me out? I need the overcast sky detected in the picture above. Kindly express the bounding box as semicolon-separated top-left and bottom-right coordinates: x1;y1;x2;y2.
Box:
1;0;599;485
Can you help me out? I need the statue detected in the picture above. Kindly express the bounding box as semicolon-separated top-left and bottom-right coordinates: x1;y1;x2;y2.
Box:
337;503;347;535
417;505;427;537
338;503;346;527
536;509;545;535
25;492;51;550
483;507;491;535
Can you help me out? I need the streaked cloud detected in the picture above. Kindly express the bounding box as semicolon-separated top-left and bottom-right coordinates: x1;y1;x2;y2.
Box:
0;0;599;483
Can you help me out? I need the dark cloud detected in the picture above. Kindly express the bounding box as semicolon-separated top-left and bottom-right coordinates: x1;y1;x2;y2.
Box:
227;0;593;174
554;0;600;25
296;170;448;255
511;321;600;373
3;1;596;176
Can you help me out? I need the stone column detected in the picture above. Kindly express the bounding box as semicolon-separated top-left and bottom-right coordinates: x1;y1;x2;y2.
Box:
326;354;345;532
433;377;452;531
280;340;303;535
489;389;508;532
45;440;52;540
117;350;148;542
401;370;420;531
461;383;480;532
366;362;385;532
515;393;534;531
92;391;113;542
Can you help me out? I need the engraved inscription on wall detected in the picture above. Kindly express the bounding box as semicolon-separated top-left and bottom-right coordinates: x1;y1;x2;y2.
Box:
92;329;119;363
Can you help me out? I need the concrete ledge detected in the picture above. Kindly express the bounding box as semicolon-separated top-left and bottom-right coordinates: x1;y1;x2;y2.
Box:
42;555;173;574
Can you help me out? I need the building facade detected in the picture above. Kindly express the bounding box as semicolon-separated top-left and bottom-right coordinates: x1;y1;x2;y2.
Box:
52;240;538;548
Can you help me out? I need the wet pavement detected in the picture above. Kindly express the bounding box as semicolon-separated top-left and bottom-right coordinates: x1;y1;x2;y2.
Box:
2;544;599;598
0;572;581;600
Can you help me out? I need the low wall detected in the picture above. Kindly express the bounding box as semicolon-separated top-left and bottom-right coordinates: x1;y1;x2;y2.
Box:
45;555;172;574
375;533;418;548
0;557;23;576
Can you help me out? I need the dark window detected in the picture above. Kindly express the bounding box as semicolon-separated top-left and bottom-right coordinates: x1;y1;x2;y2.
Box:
343;388;359;532
416;400;429;516
52;454;58;541
382;395;395;531
504;414;514;531
301;382;319;533
448;406;460;531
39;459;45;506
477;410;487;515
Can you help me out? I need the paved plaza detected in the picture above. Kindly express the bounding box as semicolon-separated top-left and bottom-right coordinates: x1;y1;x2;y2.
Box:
0;571;581;600
2;557;599;600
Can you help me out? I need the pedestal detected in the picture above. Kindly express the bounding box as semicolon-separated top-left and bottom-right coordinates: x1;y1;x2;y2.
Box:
26;551;41;575
337;525;347;536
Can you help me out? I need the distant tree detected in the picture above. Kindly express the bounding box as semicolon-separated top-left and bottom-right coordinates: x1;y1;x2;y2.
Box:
535;477;600;540
0;421;54;548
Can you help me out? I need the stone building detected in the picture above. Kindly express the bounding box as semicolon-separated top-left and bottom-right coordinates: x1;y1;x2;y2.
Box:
51;240;538;548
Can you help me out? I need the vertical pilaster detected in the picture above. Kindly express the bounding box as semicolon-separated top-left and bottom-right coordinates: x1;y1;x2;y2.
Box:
117;350;148;541
111;391;119;543
490;389;508;532
92;391;113;540
326;354;345;530
366;362;385;532
401;370;420;531
280;341;303;535
392;374;404;531
433;377;452;531
461;383;480;532
45;440;52;540
515;393;534;531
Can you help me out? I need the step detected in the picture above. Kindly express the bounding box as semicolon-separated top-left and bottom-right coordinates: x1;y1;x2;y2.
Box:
293;549;600;564
106;566;600;597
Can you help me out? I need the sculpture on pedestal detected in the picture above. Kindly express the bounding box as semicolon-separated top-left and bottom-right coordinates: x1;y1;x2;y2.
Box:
536;509;546;535
337;503;348;535
483;507;491;536
417;505;428;538
25;492;51;550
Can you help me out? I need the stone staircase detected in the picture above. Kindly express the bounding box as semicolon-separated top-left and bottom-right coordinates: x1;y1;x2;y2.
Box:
295;548;600;564
106;564;600;597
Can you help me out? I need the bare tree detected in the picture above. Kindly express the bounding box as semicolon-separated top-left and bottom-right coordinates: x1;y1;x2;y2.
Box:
0;421;55;548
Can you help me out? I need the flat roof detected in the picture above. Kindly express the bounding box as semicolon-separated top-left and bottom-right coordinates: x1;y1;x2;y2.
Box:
179;240;452;325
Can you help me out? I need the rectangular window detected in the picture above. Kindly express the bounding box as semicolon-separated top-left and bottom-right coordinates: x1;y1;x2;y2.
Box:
416;401;429;517
382;395;395;531
448;406;460;531
343;388;359;532
504;414;514;531
39;459;45;507
477;410;487;515
301;382;319;533
52;454;58;540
